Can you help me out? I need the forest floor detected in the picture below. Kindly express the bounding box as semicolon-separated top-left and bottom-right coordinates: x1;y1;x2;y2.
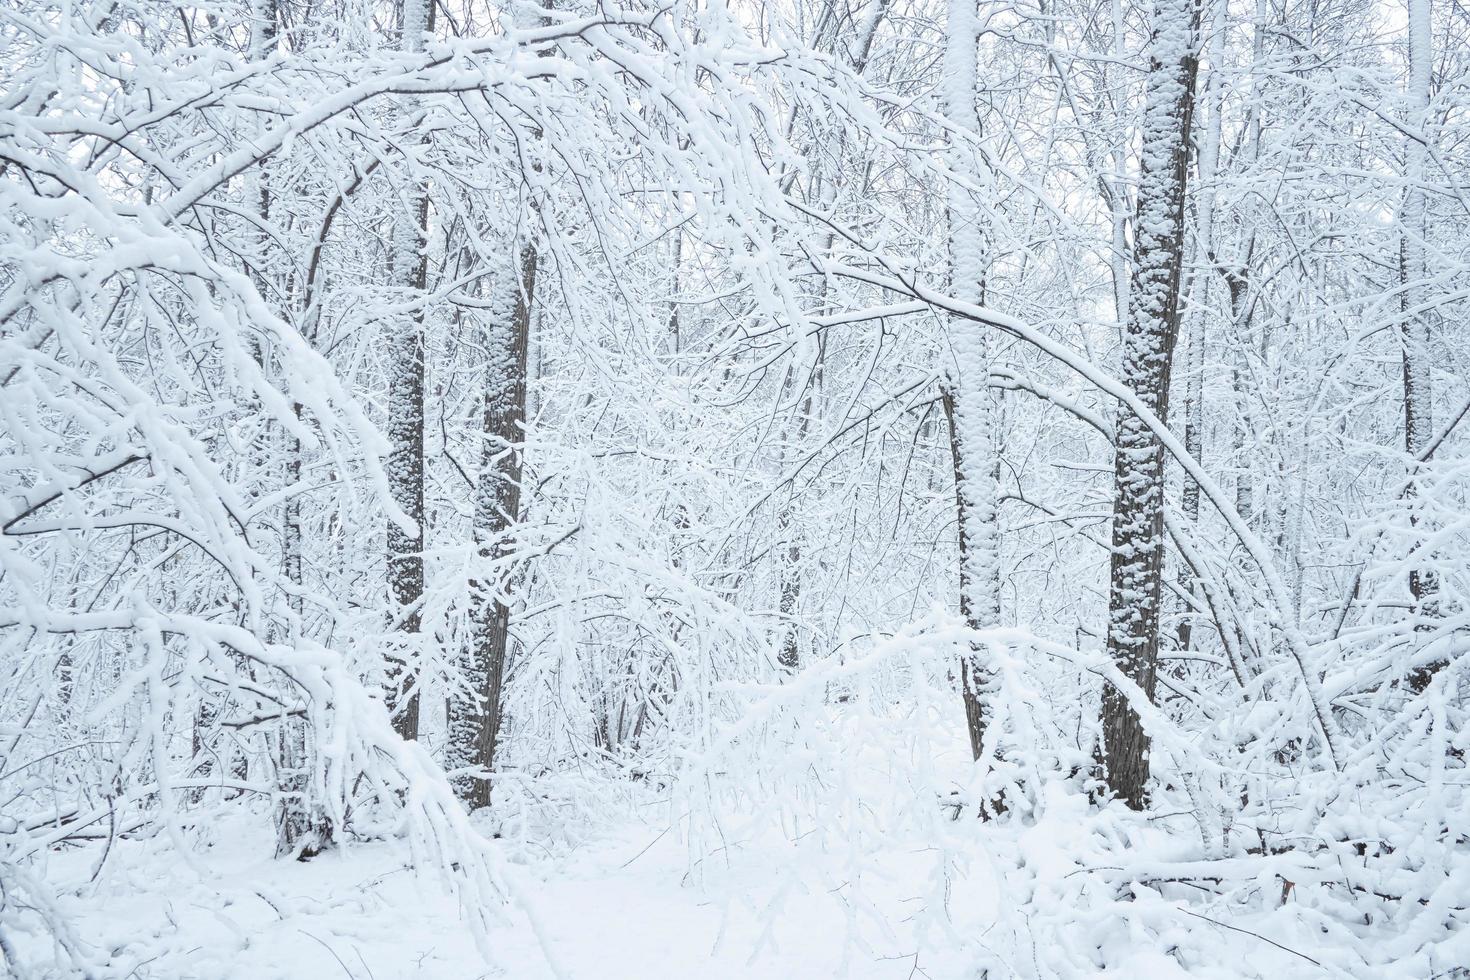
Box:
30;719;1333;978
42;805;987;979
40;805;1334;980
36;798;1327;979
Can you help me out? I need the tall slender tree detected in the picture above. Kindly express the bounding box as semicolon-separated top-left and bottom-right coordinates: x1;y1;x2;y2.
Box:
1174;0;1226;658
941;0;1004;762
1102;0;1200;808
451;234;538;809
1402;0;1440;693
384;0;434;742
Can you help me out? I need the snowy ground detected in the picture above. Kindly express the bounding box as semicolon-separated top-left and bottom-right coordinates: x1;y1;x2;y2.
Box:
19;712;1343;980
26;800;1334;980
33;810;973;979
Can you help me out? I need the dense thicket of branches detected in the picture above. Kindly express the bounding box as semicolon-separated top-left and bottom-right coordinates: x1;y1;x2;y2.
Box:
2;0;1467;974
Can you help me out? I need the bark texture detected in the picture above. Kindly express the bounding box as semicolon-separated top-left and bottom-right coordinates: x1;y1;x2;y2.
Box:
1402;0;1440;693
1103;0;1199;809
450;241;538;809
941;0;1004;764
384;0;433;742
934;0;1005;764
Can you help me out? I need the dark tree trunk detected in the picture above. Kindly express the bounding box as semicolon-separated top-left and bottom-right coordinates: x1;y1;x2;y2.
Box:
384;0;434;743
451;242;538;809
1102;0;1200;809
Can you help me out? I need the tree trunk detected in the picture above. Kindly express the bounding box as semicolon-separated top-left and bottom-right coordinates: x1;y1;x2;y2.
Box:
942;0;1003;763
451;240;538;809
1175;0;1224;657
384;0;433;742
1102;0;1199;809
240;0;331;856
777;350;822;673
1402;0;1439;693
1175;316;1203;659
942;387;998;763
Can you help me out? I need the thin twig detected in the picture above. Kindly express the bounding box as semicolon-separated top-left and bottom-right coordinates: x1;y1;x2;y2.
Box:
1181;909;1322;968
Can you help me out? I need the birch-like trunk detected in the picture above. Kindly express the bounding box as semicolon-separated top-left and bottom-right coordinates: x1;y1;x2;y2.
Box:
1403;0;1440;693
776;362;818;673
1102;0;1199;809
942;0;1002;763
